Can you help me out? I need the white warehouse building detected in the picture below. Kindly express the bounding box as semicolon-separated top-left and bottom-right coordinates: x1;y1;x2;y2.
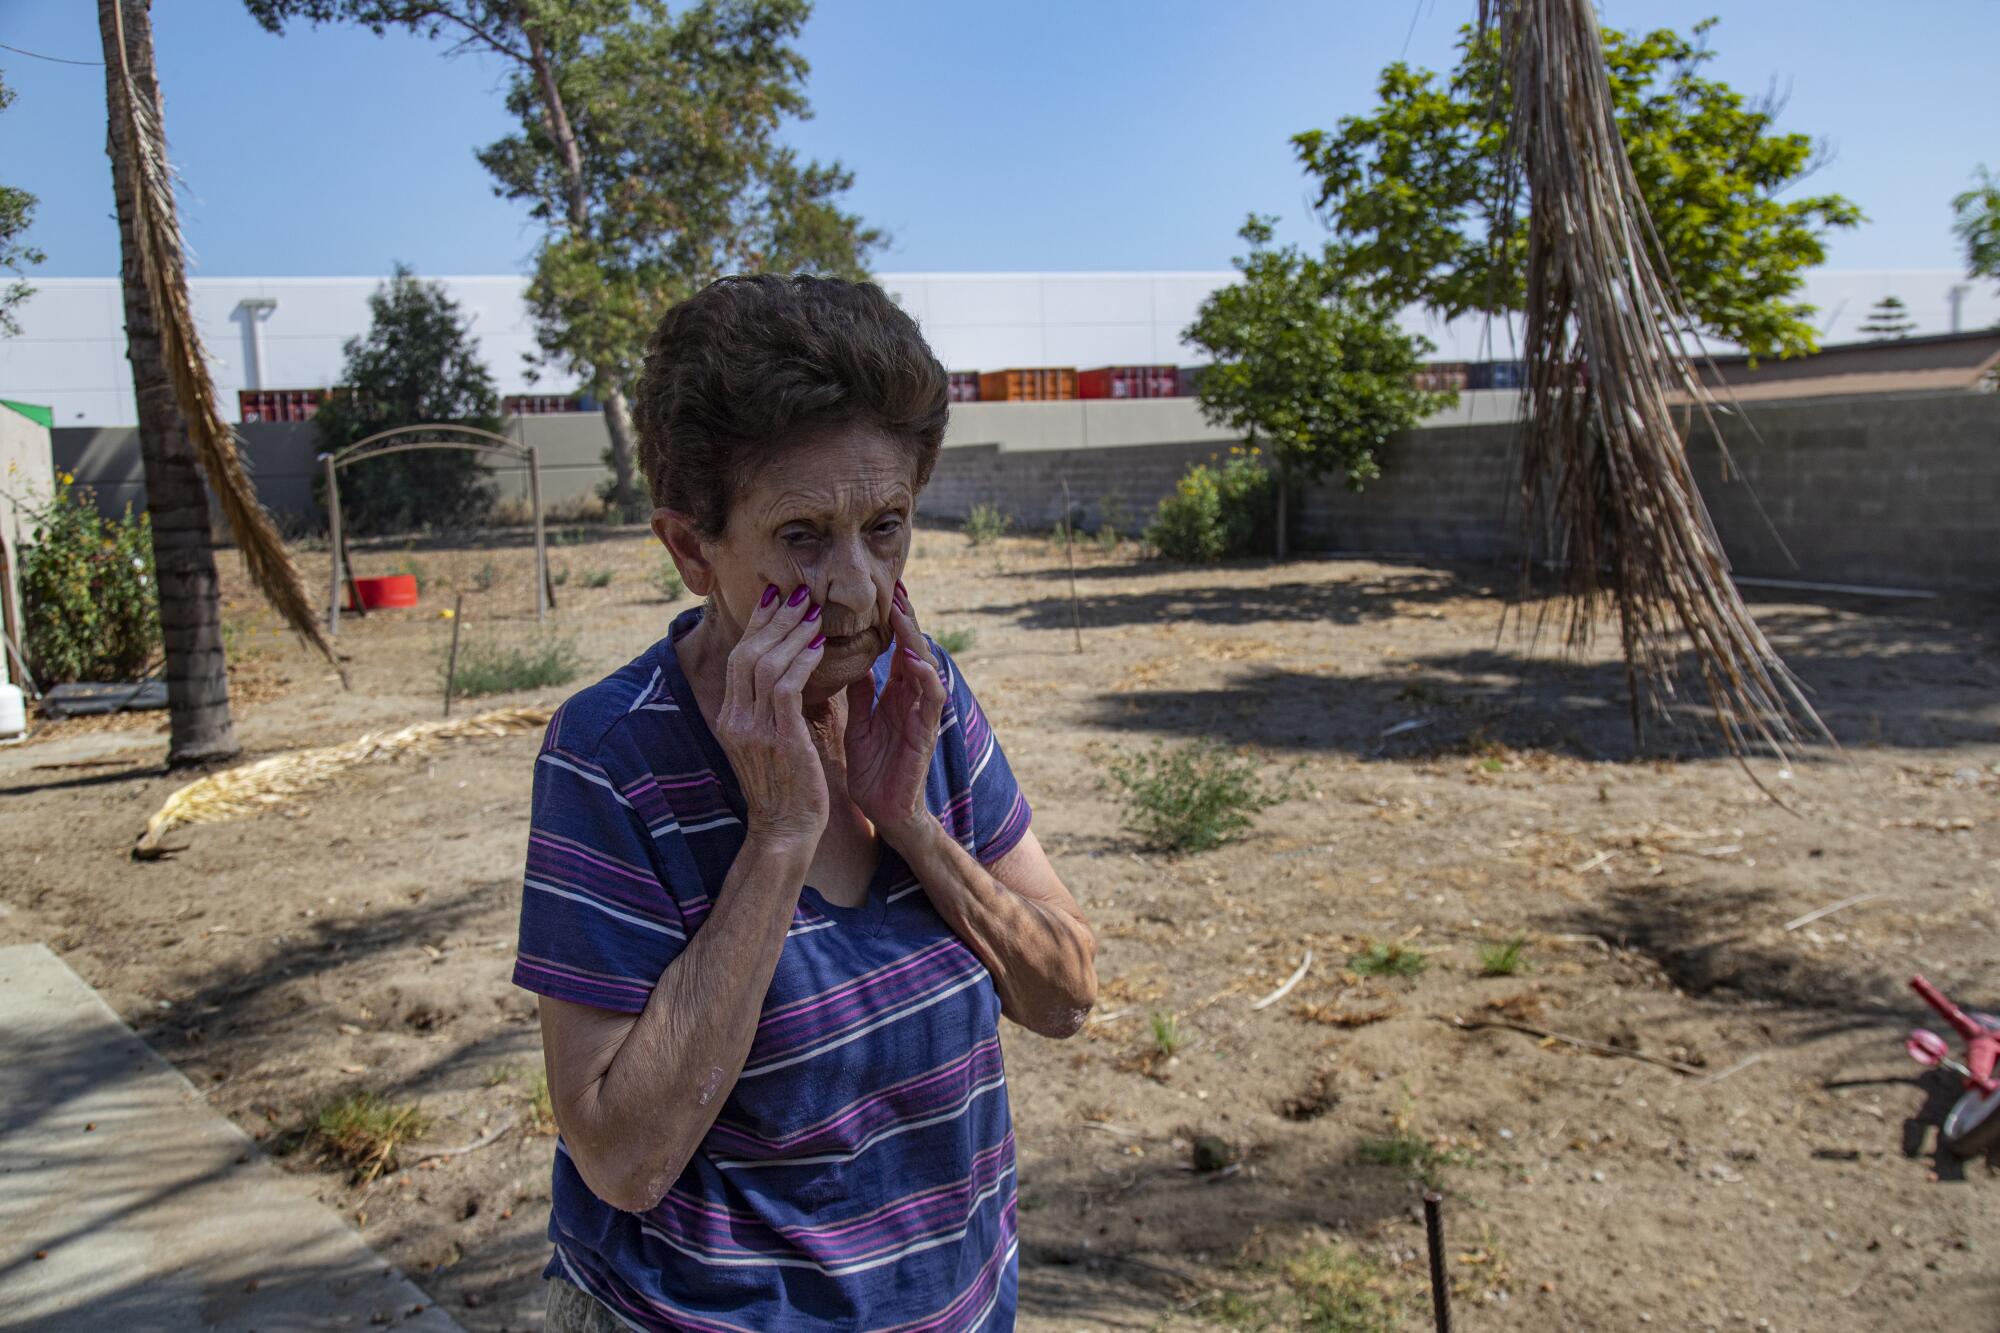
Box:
2;269;1994;427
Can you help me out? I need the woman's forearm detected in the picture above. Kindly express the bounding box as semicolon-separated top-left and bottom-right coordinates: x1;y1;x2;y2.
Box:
563;835;810;1211
890;816;1096;1038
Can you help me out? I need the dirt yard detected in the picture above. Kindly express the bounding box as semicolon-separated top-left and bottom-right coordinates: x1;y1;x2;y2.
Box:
3;523;1995;1331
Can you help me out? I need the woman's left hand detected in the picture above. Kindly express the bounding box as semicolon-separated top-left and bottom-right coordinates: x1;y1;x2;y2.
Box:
844;579;947;846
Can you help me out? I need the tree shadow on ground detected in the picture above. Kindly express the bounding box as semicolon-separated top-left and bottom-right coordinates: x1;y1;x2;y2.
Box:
1015;1143;1422;1326
981;568;1512;630
1075;592;1997;759
1538;880;1925;1038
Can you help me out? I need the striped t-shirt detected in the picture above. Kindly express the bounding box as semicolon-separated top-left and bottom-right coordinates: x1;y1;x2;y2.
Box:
512;605;1031;1331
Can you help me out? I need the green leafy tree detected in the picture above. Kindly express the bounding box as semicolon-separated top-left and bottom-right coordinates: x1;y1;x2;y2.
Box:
1292;18;1862;359
1857;295;1916;339
0;72;44;337
313;264;501;534
1954;165;2000;293
249;0;881;521
1182;216;1451;559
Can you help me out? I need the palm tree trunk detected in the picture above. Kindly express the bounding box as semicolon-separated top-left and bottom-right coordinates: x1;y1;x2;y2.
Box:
99;0;236;765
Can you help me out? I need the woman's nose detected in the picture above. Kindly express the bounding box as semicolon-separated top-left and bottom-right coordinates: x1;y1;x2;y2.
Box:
818;541;879;616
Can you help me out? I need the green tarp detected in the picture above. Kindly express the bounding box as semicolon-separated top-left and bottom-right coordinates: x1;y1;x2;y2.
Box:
1;400;54;430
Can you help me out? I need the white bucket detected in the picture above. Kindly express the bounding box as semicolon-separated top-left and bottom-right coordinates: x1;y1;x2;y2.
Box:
0;683;24;740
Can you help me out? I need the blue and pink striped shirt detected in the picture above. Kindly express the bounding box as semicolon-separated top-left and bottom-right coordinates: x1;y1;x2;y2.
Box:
513;606;1031;1330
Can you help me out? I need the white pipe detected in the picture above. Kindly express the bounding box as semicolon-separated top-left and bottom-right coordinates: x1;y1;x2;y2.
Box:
237;298;276;390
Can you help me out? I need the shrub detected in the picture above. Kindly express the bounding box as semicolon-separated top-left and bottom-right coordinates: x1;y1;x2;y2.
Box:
471;560;500;592
1104;741;1289;853
1143;454;1273;562
581;568;613;588
963;503;1010;546
653;558;684;601
17;474;160;683
447;634;582;697
933;627;976;655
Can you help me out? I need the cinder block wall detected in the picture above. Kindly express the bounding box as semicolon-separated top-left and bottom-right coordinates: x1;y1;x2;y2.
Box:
49;393;2000;590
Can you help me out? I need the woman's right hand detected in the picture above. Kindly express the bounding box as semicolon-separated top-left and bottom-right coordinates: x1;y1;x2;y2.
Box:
715;582;829;852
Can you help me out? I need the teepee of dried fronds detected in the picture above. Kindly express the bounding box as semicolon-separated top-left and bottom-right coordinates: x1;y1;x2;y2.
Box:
1481;0;1831;764
104;0;343;684
132;706;552;858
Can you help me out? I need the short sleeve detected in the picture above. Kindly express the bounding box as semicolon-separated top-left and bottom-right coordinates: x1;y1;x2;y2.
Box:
934;644;1032;866
512;719;687;1014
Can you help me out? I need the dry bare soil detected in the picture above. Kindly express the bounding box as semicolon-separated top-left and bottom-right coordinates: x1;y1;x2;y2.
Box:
3;525;1996;1331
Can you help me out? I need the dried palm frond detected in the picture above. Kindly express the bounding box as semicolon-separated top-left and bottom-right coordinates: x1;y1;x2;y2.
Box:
132;706;552;858
103;0;343;683
1480;0;1831;766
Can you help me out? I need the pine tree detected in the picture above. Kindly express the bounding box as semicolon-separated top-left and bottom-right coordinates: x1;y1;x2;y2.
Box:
1858;295;1917;339
312;265;503;535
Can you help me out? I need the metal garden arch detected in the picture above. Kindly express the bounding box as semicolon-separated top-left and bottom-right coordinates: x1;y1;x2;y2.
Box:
318;423;550;635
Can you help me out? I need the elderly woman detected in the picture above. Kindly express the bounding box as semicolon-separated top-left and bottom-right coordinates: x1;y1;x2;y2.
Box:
512;275;1097;1332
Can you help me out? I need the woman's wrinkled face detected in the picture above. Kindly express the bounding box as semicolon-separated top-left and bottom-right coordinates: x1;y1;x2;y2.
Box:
700;424;915;700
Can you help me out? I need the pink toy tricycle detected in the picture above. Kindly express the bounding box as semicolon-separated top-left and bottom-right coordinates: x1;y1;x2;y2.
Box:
1906;974;2000;1159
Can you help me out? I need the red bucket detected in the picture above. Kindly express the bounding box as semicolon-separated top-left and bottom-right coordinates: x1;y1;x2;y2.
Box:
346;573;419;611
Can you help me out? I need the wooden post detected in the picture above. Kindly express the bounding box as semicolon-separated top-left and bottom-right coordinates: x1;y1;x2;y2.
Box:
528;442;550;620
1060;476;1082;654
322;453;341;637
443;592;464;718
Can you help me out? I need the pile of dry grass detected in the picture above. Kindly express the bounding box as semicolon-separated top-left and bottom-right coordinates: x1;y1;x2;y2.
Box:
132;705;550;857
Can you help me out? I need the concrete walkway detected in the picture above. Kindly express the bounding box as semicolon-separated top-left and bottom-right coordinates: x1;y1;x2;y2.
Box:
0;944;463;1332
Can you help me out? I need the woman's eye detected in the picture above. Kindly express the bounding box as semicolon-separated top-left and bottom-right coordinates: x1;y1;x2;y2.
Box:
873;518;903;538
781;530;816;546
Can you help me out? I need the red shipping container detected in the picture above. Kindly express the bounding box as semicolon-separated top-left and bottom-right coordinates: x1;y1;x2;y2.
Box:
1411;362;1471;393
976;368;1077;402
1078;365;1180;400
947;371;981;403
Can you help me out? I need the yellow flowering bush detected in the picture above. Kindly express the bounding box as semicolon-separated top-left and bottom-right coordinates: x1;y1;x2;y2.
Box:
1143;455;1273;562
17;474;160;683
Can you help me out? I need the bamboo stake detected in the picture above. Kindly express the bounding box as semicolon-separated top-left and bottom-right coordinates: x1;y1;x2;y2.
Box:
443;592;464;718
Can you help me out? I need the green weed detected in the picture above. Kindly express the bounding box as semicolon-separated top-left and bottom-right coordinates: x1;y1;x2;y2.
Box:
1349;940;1427;978
1105;741;1290;854
447;634;583;697
1149;1010;1185;1059
653;558;685;601
933;627;976;655
312;1090;430;1184
1478;936;1529;977
581;568;613;588
963;503;1011;546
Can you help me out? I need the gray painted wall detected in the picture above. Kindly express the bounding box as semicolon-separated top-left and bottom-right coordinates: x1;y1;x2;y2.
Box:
50;393;2000;590
52;415;617;530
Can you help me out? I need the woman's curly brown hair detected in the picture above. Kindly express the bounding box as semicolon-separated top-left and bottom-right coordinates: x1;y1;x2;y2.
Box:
635;275;950;539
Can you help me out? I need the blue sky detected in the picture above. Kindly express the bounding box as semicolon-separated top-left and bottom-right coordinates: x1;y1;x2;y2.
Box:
3;1;1994;279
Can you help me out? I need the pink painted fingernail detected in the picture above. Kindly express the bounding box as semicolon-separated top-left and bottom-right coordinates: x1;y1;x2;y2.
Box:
761;584;780;608
787;584;810;607
903;647;924;663
803;602;822;623
807;632;826;650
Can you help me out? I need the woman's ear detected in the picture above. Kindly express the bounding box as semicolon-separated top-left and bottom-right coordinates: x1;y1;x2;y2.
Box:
652;509;716;597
